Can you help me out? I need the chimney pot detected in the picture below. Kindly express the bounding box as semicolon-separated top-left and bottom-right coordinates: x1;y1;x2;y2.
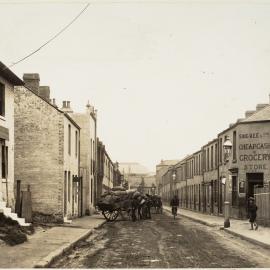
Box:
61;100;73;113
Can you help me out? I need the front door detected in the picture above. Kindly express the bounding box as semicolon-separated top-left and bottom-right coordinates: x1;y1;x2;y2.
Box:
246;173;264;199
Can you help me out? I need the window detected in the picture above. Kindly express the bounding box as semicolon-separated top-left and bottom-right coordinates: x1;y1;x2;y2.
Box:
68;125;71;155
232;175;238;206
2;145;8;178
207;148;209;171
233;131;237;161
75;131;78;157
215;143;218;168
0;83;5;117
219;138;222;164
198;154;200;174
211;146;213;170
68;171;71;202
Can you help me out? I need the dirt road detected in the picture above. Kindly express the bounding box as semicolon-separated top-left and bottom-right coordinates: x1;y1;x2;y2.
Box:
52;212;270;268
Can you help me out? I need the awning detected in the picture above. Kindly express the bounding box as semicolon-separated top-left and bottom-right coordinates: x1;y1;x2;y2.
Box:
0;126;9;140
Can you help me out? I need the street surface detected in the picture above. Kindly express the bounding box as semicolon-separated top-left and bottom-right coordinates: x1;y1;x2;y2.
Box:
52;211;270;268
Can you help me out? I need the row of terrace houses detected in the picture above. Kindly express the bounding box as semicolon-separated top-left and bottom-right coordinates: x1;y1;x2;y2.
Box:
0;61;123;223
157;101;270;225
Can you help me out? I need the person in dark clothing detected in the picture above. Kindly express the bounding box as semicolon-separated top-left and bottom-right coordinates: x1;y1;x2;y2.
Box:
248;197;258;230
170;194;180;216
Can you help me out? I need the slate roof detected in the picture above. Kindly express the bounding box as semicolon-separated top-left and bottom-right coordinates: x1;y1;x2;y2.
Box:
0;61;24;86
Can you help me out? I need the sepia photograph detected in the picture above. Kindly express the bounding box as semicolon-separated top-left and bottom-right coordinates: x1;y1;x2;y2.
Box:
0;0;270;268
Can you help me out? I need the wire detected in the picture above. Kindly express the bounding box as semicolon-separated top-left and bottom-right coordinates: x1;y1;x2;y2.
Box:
6;2;90;69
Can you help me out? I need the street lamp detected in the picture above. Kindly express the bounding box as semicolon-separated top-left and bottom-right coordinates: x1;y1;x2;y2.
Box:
223;135;232;163
223;135;232;228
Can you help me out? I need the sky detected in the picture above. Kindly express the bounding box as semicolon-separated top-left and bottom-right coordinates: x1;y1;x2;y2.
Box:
1;0;270;172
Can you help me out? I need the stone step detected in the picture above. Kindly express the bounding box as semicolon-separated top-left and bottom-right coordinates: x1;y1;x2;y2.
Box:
0;205;31;227
3;207;12;215
64;216;72;224
8;212;18;220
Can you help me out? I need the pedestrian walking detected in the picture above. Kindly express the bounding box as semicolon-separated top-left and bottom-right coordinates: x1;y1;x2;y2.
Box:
247;197;258;230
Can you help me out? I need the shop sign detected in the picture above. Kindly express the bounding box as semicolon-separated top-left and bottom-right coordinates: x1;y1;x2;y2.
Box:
239;131;270;172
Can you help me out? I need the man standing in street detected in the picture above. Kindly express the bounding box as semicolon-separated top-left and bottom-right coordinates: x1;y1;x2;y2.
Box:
248;197;258;230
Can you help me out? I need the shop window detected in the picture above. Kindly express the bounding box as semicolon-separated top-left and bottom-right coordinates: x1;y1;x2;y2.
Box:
0;83;5;117
232;175;238;206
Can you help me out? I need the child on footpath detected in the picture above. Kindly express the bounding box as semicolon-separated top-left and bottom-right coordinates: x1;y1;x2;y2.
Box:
248;197;258;230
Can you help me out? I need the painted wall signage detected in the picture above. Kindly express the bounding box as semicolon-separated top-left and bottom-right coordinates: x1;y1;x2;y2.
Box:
238;130;270;173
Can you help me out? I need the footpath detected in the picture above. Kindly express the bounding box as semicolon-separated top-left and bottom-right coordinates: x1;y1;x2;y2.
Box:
163;205;270;249
0;214;106;268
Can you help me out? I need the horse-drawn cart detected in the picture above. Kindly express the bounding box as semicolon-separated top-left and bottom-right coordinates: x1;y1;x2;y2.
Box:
97;187;163;222
97;187;134;222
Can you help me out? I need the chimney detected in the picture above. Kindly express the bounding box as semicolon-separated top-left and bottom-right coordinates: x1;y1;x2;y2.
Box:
245;110;256;118
38;86;50;102
237;118;244;123
86;100;94;114
23;73;40;94
61;100;73;113
52;98;58;108
256;103;268;111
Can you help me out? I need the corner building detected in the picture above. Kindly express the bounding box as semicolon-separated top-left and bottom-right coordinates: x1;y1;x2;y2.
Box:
0;62;24;210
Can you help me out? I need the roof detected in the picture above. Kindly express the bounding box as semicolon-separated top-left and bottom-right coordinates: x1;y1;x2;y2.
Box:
242;104;270;122
0;62;24;86
119;162;150;175
157;159;180;166
219;104;270;136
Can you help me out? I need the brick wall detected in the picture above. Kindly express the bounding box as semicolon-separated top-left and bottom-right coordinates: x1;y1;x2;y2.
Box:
14;86;64;222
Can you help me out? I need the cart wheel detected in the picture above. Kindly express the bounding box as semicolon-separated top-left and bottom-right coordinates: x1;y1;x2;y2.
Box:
102;210;119;222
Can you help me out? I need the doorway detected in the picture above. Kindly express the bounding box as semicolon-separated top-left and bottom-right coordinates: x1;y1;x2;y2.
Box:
246;173;264;199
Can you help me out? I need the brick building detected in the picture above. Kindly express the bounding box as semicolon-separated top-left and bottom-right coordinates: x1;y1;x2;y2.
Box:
68;101;97;215
14;74;80;223
96;139;118;199
0;62;24;210
158;101;270;224
156;159;179;196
